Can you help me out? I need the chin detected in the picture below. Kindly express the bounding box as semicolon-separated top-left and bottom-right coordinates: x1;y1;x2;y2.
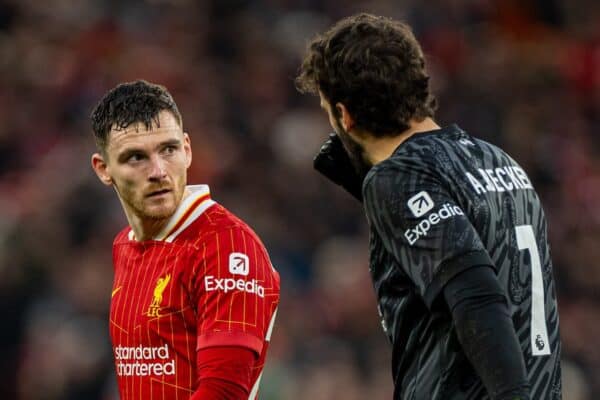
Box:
139;199;177;220
145;205;177;220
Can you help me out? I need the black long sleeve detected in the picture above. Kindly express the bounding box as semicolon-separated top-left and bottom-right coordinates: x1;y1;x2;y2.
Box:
443;266;530;400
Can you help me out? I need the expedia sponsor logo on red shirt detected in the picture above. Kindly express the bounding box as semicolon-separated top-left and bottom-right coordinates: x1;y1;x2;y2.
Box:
204;276;265;297
204;252;265;297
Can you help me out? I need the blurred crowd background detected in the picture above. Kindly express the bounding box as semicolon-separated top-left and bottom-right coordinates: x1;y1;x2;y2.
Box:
0;0;598;399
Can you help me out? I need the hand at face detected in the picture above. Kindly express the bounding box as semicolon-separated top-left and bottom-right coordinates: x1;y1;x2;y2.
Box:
313;133;364;202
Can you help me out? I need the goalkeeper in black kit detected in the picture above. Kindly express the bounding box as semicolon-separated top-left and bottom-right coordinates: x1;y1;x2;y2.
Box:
296;13;561;400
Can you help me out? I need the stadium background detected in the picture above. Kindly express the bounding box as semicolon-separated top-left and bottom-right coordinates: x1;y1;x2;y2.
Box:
0;0;598;399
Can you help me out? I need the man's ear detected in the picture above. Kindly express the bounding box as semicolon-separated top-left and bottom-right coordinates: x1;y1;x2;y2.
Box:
91;153;113;186
183;132;192;168
335;102;355;132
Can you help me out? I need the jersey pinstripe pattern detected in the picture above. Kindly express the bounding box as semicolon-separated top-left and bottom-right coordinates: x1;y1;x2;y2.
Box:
363;125;561;400
110;185;280;399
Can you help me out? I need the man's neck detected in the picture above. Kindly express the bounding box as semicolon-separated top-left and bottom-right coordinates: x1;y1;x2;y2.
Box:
363;117;441;166
127;214;170;241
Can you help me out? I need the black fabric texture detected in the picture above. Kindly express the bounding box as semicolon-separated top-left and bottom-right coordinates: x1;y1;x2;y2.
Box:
444;266;530;400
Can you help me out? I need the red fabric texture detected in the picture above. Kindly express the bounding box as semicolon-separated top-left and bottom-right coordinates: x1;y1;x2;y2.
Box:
190;346;256;400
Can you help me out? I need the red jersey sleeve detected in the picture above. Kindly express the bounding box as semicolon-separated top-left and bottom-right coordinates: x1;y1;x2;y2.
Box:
190;346;256;400
194;224;279;355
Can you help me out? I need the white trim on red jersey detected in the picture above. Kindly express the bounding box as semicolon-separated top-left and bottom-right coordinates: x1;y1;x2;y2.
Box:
127;185;216;242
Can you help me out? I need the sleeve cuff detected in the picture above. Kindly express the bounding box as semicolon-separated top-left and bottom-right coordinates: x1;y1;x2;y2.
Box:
197;331;264;355
423;250;495;308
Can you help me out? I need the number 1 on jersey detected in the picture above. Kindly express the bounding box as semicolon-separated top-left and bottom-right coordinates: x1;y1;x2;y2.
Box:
515;225;551;356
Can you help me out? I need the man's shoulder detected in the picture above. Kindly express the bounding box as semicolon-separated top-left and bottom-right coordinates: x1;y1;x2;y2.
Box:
200;203;256;235
362;143;439;200
369;130;450;176
178;202;265;248
112;226;132;246
362;125;502;198
182;203;276;277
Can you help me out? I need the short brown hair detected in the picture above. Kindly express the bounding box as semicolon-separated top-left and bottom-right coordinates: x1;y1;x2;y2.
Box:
296;13;436;136
90;80;182;151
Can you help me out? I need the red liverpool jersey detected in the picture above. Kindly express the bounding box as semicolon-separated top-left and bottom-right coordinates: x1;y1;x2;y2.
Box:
110;185;280;399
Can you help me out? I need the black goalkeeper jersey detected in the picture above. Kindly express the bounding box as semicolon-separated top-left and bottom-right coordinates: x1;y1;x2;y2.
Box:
362;124;561;400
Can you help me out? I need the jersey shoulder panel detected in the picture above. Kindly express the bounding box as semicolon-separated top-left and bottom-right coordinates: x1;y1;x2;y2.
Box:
362;138;446;223
363;132;449;200
113;226;132;246
176;202;266;250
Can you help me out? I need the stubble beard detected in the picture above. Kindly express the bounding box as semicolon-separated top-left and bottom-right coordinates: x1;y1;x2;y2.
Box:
335;121;373;180
117;180;184;221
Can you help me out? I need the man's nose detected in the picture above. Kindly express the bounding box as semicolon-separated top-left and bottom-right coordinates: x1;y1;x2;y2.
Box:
148;155;167;180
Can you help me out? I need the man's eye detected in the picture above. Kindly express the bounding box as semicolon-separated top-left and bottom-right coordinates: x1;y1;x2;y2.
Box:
127;154;145;163
163;146;177;155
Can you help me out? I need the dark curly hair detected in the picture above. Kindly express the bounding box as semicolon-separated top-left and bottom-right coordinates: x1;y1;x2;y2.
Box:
90;80;182;152
296;13;437;136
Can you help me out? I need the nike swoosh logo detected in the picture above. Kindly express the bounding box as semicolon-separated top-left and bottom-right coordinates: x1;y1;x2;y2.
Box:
111;286;122;298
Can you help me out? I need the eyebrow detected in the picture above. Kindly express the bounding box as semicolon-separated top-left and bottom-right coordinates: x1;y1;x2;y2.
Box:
158;139;182;149
116;147;144;163
116;139;182;163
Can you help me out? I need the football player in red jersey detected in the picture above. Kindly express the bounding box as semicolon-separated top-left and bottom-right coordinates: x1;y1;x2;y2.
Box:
90;80;280;400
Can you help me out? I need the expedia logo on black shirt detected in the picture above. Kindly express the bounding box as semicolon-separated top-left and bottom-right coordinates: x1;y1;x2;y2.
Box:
407;191;435;217
404;203;464;245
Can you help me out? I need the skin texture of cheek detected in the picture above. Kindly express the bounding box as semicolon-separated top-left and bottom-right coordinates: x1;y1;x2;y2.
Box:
113;177;153;219
113;172;182;221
